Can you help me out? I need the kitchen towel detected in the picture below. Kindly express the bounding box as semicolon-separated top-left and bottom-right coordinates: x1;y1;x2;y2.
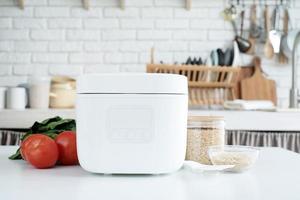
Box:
224;99;275;110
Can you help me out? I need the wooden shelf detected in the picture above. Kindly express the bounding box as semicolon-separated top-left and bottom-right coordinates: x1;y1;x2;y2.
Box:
0;109;75;129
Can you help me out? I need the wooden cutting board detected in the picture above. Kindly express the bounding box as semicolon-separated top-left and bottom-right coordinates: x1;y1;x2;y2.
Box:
241;57;277;105
234;66;254;99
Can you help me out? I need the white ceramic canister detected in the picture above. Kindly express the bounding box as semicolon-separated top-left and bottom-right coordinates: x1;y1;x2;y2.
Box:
28;76;50;109
6;87;27;110
76;73;188;174
50;76;76;108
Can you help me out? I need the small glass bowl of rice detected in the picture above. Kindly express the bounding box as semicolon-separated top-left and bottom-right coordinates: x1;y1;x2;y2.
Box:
208;145;260;172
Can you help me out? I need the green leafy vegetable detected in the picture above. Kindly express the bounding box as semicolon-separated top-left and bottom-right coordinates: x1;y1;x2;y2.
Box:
9;116;76;160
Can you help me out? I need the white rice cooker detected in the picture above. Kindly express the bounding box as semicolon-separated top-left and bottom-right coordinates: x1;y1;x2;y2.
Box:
76;73;188;174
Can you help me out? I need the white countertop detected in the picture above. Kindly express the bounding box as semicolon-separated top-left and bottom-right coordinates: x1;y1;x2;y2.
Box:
1;146;300;200
1;109;300;131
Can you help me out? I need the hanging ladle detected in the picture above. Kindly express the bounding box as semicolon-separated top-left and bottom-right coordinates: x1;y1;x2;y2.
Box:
222;4;251;53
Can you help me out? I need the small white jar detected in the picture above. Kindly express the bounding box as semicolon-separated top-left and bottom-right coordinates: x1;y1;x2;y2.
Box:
6;87;27;110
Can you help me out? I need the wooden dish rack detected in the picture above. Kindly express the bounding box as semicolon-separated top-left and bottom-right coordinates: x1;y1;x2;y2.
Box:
147;64;241;107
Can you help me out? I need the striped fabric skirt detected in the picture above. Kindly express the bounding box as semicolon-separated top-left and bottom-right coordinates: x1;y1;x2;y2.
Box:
1;129;300;153
0;130;25;146
226;130;300;153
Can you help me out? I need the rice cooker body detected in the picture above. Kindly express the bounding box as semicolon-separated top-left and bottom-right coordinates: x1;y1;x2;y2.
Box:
76;74;188;174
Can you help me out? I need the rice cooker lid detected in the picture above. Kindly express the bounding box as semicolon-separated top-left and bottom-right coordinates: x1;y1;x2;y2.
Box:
77;73;187;94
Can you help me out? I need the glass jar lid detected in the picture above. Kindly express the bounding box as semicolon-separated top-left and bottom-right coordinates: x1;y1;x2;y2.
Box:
188;116;225;128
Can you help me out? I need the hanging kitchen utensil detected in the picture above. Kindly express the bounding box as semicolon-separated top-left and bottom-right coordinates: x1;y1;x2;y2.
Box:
235;32;252;53
247;4;258;54
150;47;155;64
82;0;89;10
120;0;125;10
269;5;282;53
228;17;251;53
222;5;238;21
239;1;245;38
241;57;277;105
264;5;274;59
279;7;289;63
186;0;192;10
249;4;262;39
223;4;251;53
258;0;266;43
18;0;24;9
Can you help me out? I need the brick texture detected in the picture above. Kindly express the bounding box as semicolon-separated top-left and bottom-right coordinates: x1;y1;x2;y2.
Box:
0;0;298;107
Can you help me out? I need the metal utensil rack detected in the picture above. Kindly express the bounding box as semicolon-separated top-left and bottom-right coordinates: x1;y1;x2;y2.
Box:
229;0;291;7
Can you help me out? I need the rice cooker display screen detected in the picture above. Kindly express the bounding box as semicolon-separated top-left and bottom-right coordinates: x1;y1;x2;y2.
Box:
106;106;154;143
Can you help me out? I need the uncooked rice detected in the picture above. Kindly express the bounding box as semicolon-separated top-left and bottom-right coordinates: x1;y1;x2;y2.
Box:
210;152;255;172
186;128;224;165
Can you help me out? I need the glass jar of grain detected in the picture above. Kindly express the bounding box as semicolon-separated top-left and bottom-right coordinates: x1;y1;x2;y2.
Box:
186;116;225;165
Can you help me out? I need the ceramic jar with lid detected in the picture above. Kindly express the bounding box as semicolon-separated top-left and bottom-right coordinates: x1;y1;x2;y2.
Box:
50;76;76;108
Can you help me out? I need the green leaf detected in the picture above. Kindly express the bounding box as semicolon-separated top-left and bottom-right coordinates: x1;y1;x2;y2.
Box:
45;119;75;130
41;116;62;125
9;149;22;160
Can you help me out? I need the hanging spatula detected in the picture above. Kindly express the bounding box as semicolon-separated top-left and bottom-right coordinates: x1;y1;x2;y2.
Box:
279;9;289;64
269;5;281;53
264;5;274;58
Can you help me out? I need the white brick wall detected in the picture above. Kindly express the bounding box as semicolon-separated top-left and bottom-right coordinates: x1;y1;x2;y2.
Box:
0;0;299;107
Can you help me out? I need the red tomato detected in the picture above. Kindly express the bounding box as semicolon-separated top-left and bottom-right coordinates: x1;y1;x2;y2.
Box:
20;140;30;160
55;131;78;165
21;134;58;169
